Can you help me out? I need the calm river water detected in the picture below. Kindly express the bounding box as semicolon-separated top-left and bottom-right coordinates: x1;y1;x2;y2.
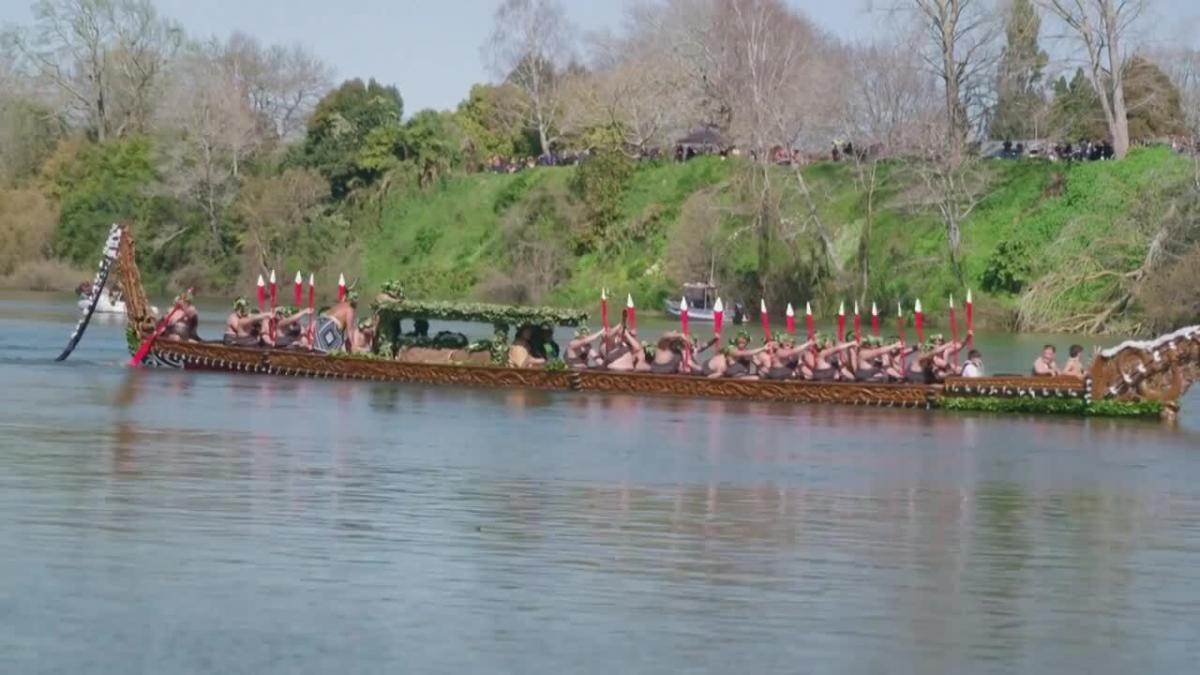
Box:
2;291;1199;674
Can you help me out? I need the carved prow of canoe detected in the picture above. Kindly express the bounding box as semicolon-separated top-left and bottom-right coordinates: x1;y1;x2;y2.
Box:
115;223;158;340
1089;326;1200;404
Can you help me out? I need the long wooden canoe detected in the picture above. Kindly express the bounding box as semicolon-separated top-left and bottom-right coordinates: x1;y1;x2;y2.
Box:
91;223;1197;420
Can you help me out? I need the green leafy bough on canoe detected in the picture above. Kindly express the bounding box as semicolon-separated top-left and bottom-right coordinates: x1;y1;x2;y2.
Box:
373;296;587;328
374;285;588;364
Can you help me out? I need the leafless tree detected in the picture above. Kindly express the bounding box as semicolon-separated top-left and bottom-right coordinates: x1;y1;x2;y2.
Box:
720;0;846;286
1037;0;1149;159
626;0;847;293
484;0;574;155
621;0;737;134
157;41;258;253
842;36;941;297
564;29;691;154
5;0;181;141
903;0;999;160
218;32;332;141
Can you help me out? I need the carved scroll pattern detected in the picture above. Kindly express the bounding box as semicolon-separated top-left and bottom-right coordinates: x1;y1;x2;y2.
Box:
1090;328;1200;402
942;376;1087;399
575;371;935;407
115;223;157;338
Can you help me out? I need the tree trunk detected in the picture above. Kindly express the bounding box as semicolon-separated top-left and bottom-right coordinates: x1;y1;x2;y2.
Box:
860;175;875;300
537;122;550;157
1103;3;1130;159
756;164;772;293
941;15;962;161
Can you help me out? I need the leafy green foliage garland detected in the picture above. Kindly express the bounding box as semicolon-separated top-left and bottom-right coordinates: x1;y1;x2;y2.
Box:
939;396;1163;417
374;297;587;327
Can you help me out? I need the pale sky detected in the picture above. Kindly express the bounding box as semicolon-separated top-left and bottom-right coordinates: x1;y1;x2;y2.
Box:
2;0;1198;113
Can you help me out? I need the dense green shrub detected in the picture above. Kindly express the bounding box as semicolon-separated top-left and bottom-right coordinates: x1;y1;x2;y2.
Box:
981;240;1033;294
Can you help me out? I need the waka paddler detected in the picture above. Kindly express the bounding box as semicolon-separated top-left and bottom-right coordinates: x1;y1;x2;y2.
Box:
649;332;689;374
804;336;855;381
682;334;720;375
724;330;769;379
849;337;901;382
566;326;605;369
224;298;272;346
762;334;814;380
906;339;962;383
603;325;651;372
273;306;315;349
163;295;201;342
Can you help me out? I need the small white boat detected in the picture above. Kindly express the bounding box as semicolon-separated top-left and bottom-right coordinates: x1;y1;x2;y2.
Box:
663;283;746;323
79;292;127;314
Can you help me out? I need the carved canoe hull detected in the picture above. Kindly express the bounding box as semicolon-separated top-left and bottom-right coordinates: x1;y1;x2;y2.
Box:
141;338;944;407
105;222;1192;418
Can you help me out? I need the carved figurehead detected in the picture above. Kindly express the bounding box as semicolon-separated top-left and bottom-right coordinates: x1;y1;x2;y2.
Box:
113;223;158;338
1089;326;1200;414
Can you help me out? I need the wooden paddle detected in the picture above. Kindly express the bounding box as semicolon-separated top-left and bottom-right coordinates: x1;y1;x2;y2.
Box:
129;288;193;366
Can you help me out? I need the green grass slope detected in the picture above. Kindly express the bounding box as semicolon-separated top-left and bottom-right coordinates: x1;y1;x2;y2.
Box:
358;147;1192;331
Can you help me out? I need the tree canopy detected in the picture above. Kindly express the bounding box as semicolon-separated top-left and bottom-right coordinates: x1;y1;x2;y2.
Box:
990;0;1048;139
299;78;405;198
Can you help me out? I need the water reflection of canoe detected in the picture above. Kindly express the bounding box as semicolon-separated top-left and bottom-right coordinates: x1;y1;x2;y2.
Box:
70;224;1200;421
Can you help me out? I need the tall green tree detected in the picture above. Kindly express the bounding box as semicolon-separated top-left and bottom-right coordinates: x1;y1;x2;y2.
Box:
1049;59;1186;144
1123;57;1188;141
50;136;157;264
990;0;1048;139
1049;68;1105;142
455;83;534;164
299;78;404;198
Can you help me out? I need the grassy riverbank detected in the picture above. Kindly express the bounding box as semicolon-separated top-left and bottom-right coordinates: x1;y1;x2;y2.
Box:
356;146;1196;334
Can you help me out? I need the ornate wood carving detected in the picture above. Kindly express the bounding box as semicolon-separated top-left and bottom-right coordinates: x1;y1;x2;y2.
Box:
575;371;935;407
1089;326;1200;402
115;223;157;337
943;375;1087;399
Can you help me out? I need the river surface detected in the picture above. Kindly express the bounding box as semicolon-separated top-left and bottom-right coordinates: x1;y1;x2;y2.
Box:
2;291;1199;674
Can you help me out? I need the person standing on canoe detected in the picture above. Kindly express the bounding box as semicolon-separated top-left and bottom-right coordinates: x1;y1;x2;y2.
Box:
316;291;358;352
224;298;272;346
